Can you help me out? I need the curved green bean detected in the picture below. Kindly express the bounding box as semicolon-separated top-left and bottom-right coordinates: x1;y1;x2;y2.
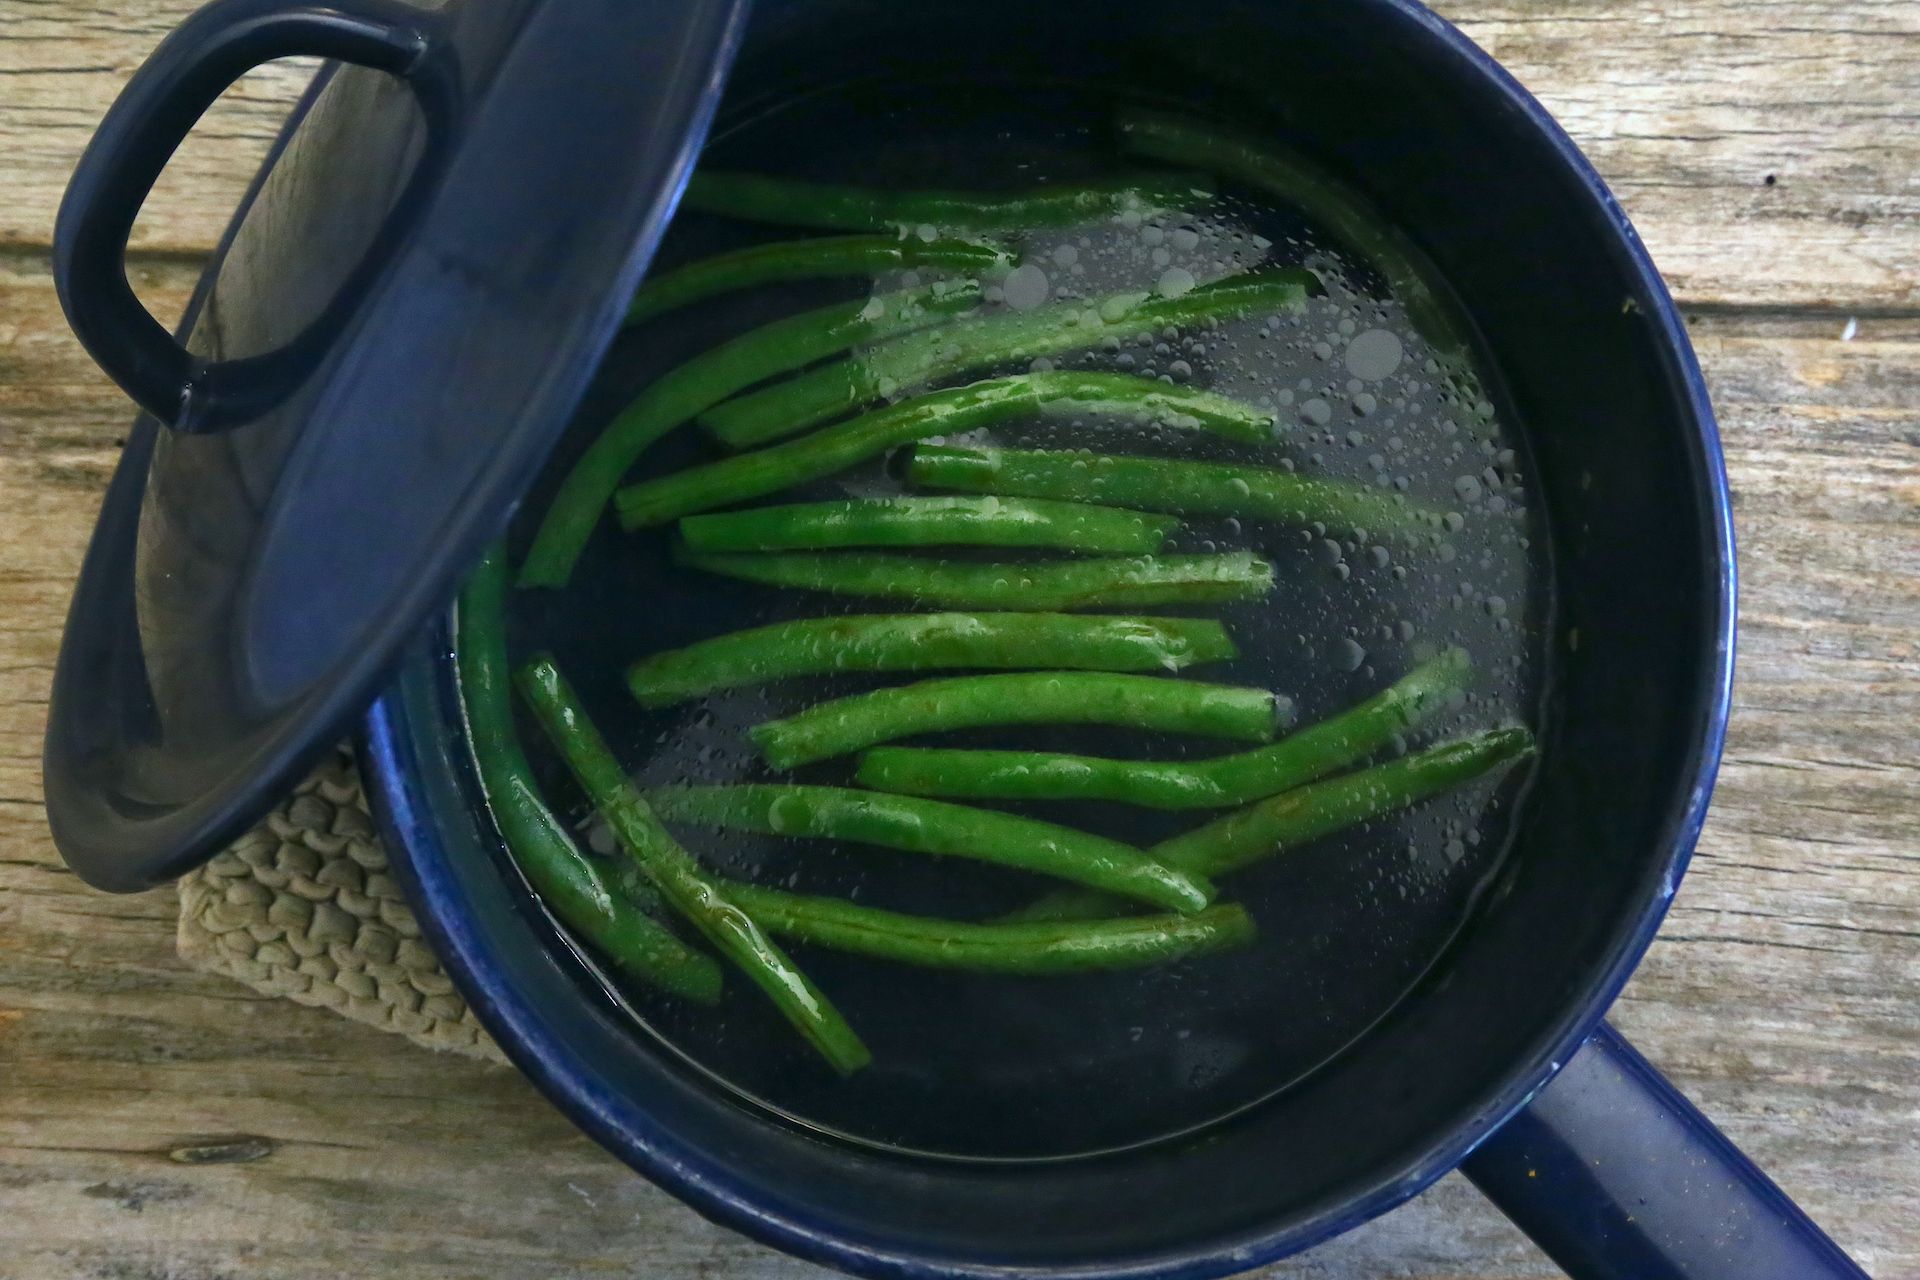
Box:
907;445;1441;538
625;613;1237;707
750;672;1285;770
674;548;1275;610
517;280;980;589
1116;108;1471;362
627;235;1012;324
454;550;722;1003
857;648;1469;809
515;655;870;1074
699;269;1314;448
1014;725;1537;921
723;885;1254;974
680;496;1177;555
647;784;1214;914
683;171;1215;233
614;373;1274;529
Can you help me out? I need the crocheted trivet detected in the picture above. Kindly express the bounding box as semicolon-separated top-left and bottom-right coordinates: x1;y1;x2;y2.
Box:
177;745;505;1063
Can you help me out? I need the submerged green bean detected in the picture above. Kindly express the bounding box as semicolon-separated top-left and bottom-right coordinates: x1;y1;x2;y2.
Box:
675;548;1275;610
515;656;870;1074
858;648;1469;809
517;280;980;589
679;496;1176;555
682;171;1215;233
699;269;1314;448
750;672;1284;769
625;612;1238;707
454;549;721;1003
648;784;1214;914
615;372;1273;528
724;885;1254;974
907;445;1441;538
627;235;1012;324
1015;726;1537;921
1116;108;1471;362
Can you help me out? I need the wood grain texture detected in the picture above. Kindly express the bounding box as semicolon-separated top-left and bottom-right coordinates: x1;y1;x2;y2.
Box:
0;1;1915;1277
3;0;1918;305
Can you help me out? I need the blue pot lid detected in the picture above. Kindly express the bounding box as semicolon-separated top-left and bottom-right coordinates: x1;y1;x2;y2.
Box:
44;0;751;890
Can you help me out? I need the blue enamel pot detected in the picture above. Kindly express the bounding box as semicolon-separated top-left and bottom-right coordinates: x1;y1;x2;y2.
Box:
362;4;1863;1277
44;0;1871;1276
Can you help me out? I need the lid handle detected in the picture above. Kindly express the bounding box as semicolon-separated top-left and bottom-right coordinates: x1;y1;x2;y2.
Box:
53;0;436;432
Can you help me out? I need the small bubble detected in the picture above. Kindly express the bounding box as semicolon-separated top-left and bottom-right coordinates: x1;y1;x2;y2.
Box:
1155;265;1196;297
1337;637;1367;670
1002;263;1051;310
1302;398;1333;426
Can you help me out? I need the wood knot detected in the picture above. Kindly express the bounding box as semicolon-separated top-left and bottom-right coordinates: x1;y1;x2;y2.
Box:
166;1135;277;1165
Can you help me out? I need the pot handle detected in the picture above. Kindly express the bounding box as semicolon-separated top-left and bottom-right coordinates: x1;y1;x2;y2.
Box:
52;0;436;431
1462;1021;1871;1279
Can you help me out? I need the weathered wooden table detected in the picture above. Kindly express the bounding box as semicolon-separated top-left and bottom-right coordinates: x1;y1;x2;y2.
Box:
2;2;1915;1276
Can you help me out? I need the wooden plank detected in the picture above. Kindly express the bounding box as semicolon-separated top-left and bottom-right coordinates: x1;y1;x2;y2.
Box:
0;0;1915;309
0;248;1913;1277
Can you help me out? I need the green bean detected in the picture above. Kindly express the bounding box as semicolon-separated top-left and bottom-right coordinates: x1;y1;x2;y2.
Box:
858;648;1469;809
674;548;1275;611
647;784;1214;914
750;672;1285;769
723;885;1254;973
699;269;1314;448
514;656;870;1074
517;281;981;589
680;496;1176;555
625;613;1238;707
683;171;1215;233
614;373;1273;528
453;549;722;1003
1116;108;1472;362
627;235;1013;324
1014;726;1536;921
907;445;1441;538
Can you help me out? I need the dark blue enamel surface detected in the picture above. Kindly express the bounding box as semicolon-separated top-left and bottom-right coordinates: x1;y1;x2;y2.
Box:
50;0;1870;1274
1464;1023;1871;1280
357;0;1795;1274
44;0;750;890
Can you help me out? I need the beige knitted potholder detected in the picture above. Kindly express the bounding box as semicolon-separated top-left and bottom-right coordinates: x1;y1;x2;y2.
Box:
177;745;505;1063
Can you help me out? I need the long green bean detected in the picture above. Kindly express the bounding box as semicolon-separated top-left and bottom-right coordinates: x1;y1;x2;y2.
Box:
648;784;1214;914
1116;108;1472;362
907;445;1441;538
627;235;1012;324
1014;726;1536;921
517;280;980;589
857;648;1469;809
723;885;1254;973
679;496;1177;555
699;269;1315;448
750;672;1285;769
674;548;1275;610
514;656;870;1074
625;613;1238;707
614;373;1273;528
454;550;722;1002
683;171;1215;233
